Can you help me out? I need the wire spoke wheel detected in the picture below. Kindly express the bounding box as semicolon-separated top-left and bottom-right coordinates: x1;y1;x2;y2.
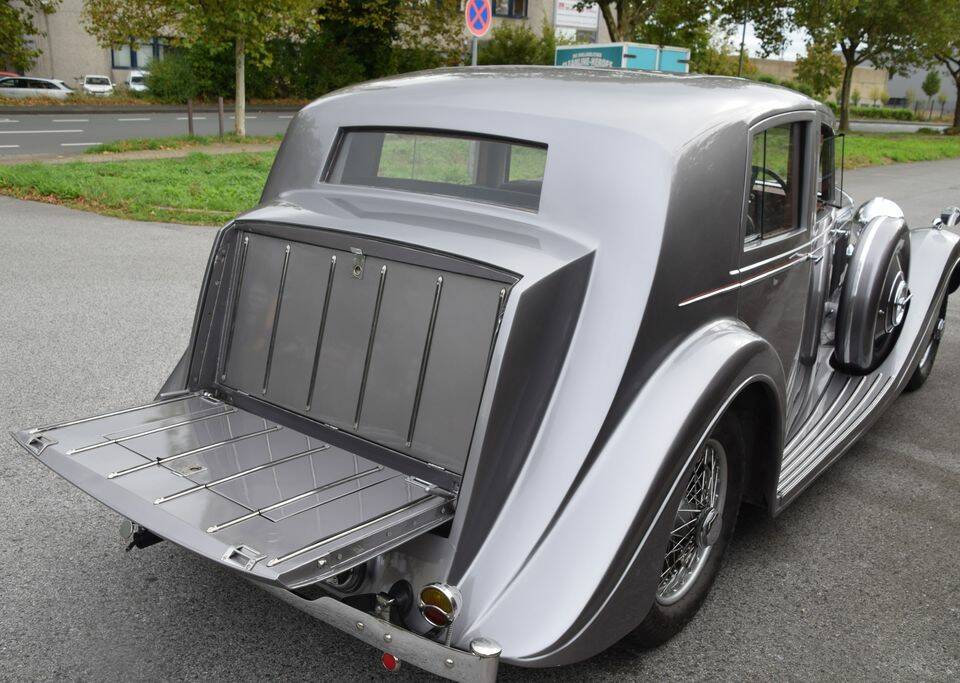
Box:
656;438;728;606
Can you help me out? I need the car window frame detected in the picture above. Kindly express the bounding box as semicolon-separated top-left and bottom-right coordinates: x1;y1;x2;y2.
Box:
740;110;817;252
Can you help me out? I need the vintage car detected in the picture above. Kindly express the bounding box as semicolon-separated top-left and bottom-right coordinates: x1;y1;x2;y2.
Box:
13;67;960;680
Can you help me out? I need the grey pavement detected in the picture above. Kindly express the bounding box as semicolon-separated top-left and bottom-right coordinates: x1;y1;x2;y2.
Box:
850;120;948;134
0;111;292;156
1;159;959;680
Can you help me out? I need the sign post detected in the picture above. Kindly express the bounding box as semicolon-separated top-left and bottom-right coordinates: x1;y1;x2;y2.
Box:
464;0;492;66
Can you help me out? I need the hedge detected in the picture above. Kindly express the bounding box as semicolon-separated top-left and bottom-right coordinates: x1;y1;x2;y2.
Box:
825;101;915;121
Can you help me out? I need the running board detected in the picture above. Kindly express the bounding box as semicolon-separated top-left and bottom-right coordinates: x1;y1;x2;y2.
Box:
777;372;894;502
11;393;454;590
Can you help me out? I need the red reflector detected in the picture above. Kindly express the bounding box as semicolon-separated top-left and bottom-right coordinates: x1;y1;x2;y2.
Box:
422;604;450;627
381;652;401;672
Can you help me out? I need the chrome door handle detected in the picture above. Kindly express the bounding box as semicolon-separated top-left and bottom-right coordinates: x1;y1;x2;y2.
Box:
791;251;824;264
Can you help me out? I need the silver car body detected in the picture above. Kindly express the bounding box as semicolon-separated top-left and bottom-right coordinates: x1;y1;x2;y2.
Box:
0;76;72;99
82;75;114;96
12;67;960;678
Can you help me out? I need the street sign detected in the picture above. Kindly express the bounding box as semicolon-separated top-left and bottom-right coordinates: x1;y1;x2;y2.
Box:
465;0;492;39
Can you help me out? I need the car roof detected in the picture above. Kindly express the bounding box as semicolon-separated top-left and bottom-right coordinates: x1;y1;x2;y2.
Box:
313;66;835;139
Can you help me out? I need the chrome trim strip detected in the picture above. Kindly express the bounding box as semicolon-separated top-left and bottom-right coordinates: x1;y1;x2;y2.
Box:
220;234;250;381
305;254;337;411
107;425;281;479
780;378;868;482
406;275;443;447
354;264;387;429
266;495;431;566
262;244;292;395
779;375;891;496
29;393;198;434
68;407;237;455
153;443;330;504
206;465;386;532
679;251;810;307
731;234;820;275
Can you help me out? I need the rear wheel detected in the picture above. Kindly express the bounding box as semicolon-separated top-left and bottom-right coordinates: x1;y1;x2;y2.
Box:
630;411;745;647
905;298;947;392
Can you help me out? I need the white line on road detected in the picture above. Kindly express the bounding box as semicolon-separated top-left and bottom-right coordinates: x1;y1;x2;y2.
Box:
176;116;207;120
53;118;89;123
229;115;258;119
278;115;294;119
60;142;101;147
0;129;83;134
117;117;151;121
0;118;19;123
0;144;20;148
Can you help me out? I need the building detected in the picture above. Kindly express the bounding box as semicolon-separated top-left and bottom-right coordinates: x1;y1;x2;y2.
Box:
887;64;957;116
491;1;611;43
752;56;888;104
22;0;164;87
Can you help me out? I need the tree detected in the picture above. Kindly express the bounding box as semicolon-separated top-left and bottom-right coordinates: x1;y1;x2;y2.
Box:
731;0;936;131
921;70;941;120
851;87;861;106
83;0;313;135
1;1;60;72
868;86;882;106
574;1;712;44
937;92;948;118
929;4;960;129
795;41;843;101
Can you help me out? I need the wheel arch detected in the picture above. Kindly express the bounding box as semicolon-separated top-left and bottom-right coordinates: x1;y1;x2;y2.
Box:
728;379;783;513
486;319;786;667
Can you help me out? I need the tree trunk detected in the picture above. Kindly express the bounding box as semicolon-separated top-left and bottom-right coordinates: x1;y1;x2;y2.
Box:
953;75;960;129
598;1;620;41
839;59;855;132
235;36;246;137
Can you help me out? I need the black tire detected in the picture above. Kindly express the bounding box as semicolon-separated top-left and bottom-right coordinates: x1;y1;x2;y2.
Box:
905;298;947;392
629;411;746;648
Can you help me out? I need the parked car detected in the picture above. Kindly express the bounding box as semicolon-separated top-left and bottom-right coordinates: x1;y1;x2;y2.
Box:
0;76;72;100
81;74;114;96
126;70;148;93
13;67;960;680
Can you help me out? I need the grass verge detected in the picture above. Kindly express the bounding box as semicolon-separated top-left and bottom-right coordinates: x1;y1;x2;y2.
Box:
0;151;275;225
0;133;959;226
842;133;960;169
85;133;282;154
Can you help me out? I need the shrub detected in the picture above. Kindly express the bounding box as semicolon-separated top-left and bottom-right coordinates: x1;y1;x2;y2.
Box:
916;127;942;135
479;19;557;65
145;51;201;103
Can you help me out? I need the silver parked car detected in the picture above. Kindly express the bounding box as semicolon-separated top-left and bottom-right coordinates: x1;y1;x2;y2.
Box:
0;76;73;99
13;67;960;680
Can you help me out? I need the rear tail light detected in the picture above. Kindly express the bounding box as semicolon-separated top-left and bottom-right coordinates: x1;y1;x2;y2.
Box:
418;582;462;628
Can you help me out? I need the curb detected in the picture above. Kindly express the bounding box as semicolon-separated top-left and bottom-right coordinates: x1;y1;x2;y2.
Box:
0;103;304;115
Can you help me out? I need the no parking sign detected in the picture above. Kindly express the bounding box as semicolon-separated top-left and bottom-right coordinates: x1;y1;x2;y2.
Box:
465;0;492;38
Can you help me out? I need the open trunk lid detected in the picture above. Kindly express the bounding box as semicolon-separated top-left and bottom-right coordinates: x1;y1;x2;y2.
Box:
13;222;515;589
12;393;453;589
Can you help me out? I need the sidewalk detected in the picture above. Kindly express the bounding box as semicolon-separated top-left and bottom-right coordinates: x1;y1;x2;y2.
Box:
0;141;280;165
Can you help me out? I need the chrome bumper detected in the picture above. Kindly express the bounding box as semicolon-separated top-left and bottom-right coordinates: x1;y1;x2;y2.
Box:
261;585;501;681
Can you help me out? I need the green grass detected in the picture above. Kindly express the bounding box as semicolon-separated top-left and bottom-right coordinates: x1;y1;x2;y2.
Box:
0;151;275;225
0;133;958;226
842;133;960;169
85;133;282;154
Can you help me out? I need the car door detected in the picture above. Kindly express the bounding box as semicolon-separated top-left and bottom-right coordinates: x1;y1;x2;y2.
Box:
737;112;818;392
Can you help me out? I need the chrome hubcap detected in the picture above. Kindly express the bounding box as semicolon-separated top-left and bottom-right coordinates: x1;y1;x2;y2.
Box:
656;439;727;606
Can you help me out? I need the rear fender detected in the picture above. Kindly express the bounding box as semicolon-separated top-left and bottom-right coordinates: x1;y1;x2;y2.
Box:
463;318;785;665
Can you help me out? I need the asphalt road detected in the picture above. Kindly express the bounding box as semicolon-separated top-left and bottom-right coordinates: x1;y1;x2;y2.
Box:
1;159;959;681
0;111;292;156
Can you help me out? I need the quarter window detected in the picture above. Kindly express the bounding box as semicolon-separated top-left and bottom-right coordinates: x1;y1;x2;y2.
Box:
745;122;806;242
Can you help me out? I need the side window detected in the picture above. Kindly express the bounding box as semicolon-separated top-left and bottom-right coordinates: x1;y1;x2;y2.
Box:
817;126;836;206
745;122;806;243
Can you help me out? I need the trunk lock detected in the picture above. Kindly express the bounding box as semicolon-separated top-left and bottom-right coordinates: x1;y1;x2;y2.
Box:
350;247;365;279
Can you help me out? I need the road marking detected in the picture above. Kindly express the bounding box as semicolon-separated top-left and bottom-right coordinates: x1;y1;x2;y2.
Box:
0;118;19;123
278;115;293;119
60;142;101;147
0;129;83;134
0;144;20;148
53;118;89;123
117;117;151;121
229;115;258;119
176;116;207;120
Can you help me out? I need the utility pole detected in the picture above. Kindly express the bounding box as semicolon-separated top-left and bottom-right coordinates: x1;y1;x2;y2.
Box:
472;37;478;66
737;5;749;77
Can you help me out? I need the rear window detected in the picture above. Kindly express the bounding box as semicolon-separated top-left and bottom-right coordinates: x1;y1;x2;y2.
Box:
86;77;110;85
326;129;547;211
